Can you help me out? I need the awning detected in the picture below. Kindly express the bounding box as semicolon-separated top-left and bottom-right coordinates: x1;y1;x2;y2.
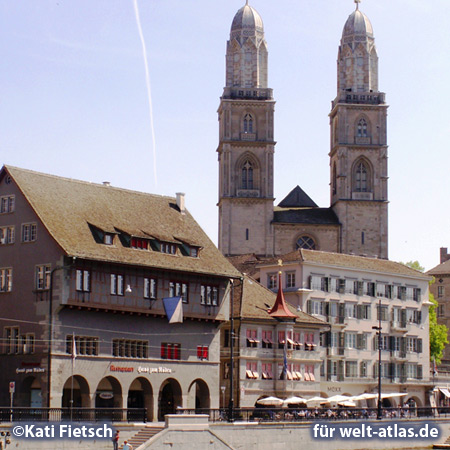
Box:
439;388;450;398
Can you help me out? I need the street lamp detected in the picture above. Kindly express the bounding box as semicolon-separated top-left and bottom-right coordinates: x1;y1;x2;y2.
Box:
372;298;383;420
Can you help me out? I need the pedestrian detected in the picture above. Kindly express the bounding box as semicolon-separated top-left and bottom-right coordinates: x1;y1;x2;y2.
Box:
112;430;120;450
122;440;133;450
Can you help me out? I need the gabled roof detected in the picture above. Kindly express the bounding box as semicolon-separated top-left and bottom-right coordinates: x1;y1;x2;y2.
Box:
428;259;450;276
2;166;240;278
233;275;326;326
260;249;430;280
278;186;318;208
273;207;340;225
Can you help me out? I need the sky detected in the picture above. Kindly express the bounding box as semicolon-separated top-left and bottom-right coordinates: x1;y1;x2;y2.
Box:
0;0;449;271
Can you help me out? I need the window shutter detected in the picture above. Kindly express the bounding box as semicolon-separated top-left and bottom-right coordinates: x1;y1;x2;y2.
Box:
306;300;312;314
389;336;394;352
308;276;313;290
417;365;423;380
417;339;422;353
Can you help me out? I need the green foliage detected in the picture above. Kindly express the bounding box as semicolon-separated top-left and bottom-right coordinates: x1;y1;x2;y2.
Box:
403;261;425;272
429;291;448;365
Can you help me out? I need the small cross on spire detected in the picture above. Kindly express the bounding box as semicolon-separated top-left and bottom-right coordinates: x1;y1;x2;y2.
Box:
246;0;249;5
355;0;361;10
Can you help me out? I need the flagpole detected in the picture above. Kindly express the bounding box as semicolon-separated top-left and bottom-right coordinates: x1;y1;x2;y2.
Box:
70;332;75;421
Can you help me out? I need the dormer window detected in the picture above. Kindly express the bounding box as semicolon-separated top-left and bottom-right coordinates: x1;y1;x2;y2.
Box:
131;237;149;250
104;234;114;245
161;242;177;255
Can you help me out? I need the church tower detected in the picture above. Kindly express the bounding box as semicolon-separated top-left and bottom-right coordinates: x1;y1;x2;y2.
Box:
330;2;389;259
217;2;275;257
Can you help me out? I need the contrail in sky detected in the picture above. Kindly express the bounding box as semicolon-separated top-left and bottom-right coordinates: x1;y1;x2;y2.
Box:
133;0;157;186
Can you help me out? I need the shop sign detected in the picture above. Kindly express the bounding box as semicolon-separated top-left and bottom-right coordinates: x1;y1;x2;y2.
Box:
327;386;342;393
137;366;172;375
16;367;45;374
109;365;134;373
98;392;114;400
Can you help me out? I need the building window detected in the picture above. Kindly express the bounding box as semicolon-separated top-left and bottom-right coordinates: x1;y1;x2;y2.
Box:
144;277;157;300
241;160;254;189
246;329;259;348
438;304;445;318
131;237;149;250
438;286;445;298
161;343;180;360
354;161;369;192
261;363;273;380
35;265;51;290
286;272;296;288
112;339;148;358
261;330;273;349
267;273;278;290
0;268;12;292
161;242;177;254
0;195;14;214
413;288;421;302
397;286;407;300
111;274;124;296
243;113;253;133
246;362;258;379
104;234;114;245
0;226;14;245
197;345;209;361
76;269;91;292
67;335;99;356
201;285;218;306
356;118;368;137
21;223;37;242
366;282;376;297
169;281;189;303
332;163;337;195
345;361;358;378
376;304;388;321
296;235;315;250
245;228;249;241
360;361;367;378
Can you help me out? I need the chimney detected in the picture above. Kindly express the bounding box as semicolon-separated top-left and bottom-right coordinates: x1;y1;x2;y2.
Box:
440;247;450;264
176;192;185;214
103;181;111;186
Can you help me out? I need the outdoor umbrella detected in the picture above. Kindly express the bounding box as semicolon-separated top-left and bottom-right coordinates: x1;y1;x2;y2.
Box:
282;396;308;407
256;396;284;407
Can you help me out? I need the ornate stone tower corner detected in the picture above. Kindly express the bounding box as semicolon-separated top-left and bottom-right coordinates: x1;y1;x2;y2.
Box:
218;2;276;257
330;3;389;259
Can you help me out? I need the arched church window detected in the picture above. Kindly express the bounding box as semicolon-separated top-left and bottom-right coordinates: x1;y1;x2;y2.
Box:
241;160;254;190
296;236;316;250
357;118;368;137
355;161;368;192
243;114;253;133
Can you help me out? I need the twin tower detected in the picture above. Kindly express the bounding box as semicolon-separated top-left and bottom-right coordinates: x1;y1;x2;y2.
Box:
217;2;388;260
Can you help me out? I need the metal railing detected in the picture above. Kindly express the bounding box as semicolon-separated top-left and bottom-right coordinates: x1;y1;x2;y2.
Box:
0;408;147;423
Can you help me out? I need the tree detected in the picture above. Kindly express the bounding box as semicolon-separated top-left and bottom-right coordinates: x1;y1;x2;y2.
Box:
403;261;448;365
429;291;448;366
403;260;425;272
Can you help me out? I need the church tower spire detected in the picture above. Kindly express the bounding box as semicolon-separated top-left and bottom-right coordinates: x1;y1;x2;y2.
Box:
330;5;389;259
218;3;275;256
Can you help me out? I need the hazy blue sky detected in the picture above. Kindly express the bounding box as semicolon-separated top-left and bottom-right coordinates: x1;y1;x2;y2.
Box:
1;0;449;271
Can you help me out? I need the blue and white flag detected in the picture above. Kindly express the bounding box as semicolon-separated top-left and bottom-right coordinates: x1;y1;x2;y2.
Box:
163;297;183;324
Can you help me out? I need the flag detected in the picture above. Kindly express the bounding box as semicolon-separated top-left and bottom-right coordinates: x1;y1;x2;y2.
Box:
163;297;183;324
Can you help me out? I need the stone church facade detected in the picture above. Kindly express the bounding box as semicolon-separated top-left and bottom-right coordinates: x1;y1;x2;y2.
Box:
218;2;388;260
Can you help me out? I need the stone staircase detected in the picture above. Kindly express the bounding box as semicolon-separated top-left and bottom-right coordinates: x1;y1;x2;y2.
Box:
119;425;164;449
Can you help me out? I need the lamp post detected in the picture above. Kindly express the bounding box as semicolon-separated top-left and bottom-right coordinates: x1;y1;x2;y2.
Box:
228;279;235;422
372;298;383;420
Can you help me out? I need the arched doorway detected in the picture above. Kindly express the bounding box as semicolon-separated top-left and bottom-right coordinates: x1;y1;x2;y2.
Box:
158;379;182;421
188;379;210;413
95;376;123;421
20;377;42;407
128;377;153;422
62;375;90;408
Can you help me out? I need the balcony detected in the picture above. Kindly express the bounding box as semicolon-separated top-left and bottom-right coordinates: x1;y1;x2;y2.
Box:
240;132;256;141
390;320;408;332
236;189;260;198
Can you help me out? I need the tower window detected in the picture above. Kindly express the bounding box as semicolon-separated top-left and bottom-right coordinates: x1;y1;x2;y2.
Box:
241;160;254;190
296;236;316;250
357;119;368;137
355;162;368;192
332;164;337;195
243;114;253;133
246;228;249;241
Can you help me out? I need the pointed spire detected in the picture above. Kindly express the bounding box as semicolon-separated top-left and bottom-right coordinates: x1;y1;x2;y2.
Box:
355;0;361;10
268;271;297;320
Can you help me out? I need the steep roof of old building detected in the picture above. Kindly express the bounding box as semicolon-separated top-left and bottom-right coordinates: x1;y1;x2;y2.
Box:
1;165;240;278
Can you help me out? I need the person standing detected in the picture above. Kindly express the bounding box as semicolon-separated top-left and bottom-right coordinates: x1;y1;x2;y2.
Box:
113;430;120;450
